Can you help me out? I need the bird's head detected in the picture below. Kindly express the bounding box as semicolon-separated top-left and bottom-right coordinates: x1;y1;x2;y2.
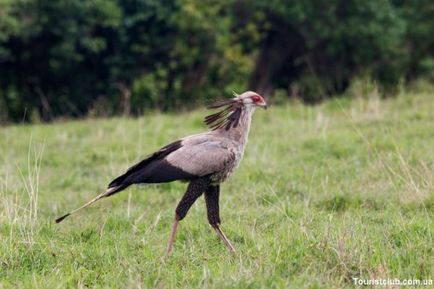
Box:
234;91;267;109
205;91;267;130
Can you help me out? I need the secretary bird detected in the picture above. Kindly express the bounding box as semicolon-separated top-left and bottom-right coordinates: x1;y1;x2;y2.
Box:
56;91;267;255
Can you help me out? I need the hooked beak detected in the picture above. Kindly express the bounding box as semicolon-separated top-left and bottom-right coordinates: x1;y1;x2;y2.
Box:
258;94;267;109
258;102;267;109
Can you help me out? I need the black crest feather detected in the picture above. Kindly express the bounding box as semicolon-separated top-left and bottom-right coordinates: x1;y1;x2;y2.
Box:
204;98;242;131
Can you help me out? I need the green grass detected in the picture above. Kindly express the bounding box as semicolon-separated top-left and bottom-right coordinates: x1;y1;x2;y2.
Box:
0;92;433;288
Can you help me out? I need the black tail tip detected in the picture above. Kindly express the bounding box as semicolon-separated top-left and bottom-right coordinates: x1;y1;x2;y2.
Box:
55;213;70;223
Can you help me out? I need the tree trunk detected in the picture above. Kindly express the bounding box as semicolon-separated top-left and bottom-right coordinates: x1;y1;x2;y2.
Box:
249;17;305;97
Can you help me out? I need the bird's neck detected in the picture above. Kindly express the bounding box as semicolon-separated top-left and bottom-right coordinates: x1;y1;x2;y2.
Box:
219;106;255;147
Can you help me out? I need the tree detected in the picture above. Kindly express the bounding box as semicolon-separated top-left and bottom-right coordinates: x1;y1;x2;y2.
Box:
247;0;405;101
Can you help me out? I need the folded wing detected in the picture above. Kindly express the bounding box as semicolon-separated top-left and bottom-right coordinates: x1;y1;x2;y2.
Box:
108;135;235;190
166;139;235;177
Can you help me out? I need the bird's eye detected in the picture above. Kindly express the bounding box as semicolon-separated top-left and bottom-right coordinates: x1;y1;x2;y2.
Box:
251;95;261;102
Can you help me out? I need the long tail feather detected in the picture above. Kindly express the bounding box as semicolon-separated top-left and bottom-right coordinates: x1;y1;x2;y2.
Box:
55;185;124;223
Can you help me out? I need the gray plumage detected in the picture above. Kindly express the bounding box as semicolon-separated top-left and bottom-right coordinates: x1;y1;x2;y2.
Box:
55;91;267;255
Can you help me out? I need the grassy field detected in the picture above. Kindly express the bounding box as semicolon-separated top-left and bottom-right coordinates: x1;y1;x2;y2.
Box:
0;91;433;288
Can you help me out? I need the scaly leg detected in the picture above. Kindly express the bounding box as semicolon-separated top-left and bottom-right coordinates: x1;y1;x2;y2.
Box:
212;224;236;253
165;217;179;257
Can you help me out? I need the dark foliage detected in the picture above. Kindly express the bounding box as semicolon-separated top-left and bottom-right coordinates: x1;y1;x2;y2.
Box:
0;0;432;122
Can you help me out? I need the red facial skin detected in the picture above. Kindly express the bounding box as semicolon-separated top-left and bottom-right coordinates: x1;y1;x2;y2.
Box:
251;95;266;106
251;95;261;103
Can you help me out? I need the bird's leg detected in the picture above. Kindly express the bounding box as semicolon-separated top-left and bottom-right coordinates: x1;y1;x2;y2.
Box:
205;185;221;225
212;224;236;253
165;177;210;256
166;217;179;256
205;185;236;253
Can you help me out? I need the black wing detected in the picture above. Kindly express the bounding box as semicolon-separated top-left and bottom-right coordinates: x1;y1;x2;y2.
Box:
107;140;195;191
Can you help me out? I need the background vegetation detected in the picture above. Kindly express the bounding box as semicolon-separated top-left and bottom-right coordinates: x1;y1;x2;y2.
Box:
0;89;433;288
1;0;433;122
0;1;433;287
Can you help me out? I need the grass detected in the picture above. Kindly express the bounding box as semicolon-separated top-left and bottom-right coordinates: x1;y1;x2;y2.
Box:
0;91;433;288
